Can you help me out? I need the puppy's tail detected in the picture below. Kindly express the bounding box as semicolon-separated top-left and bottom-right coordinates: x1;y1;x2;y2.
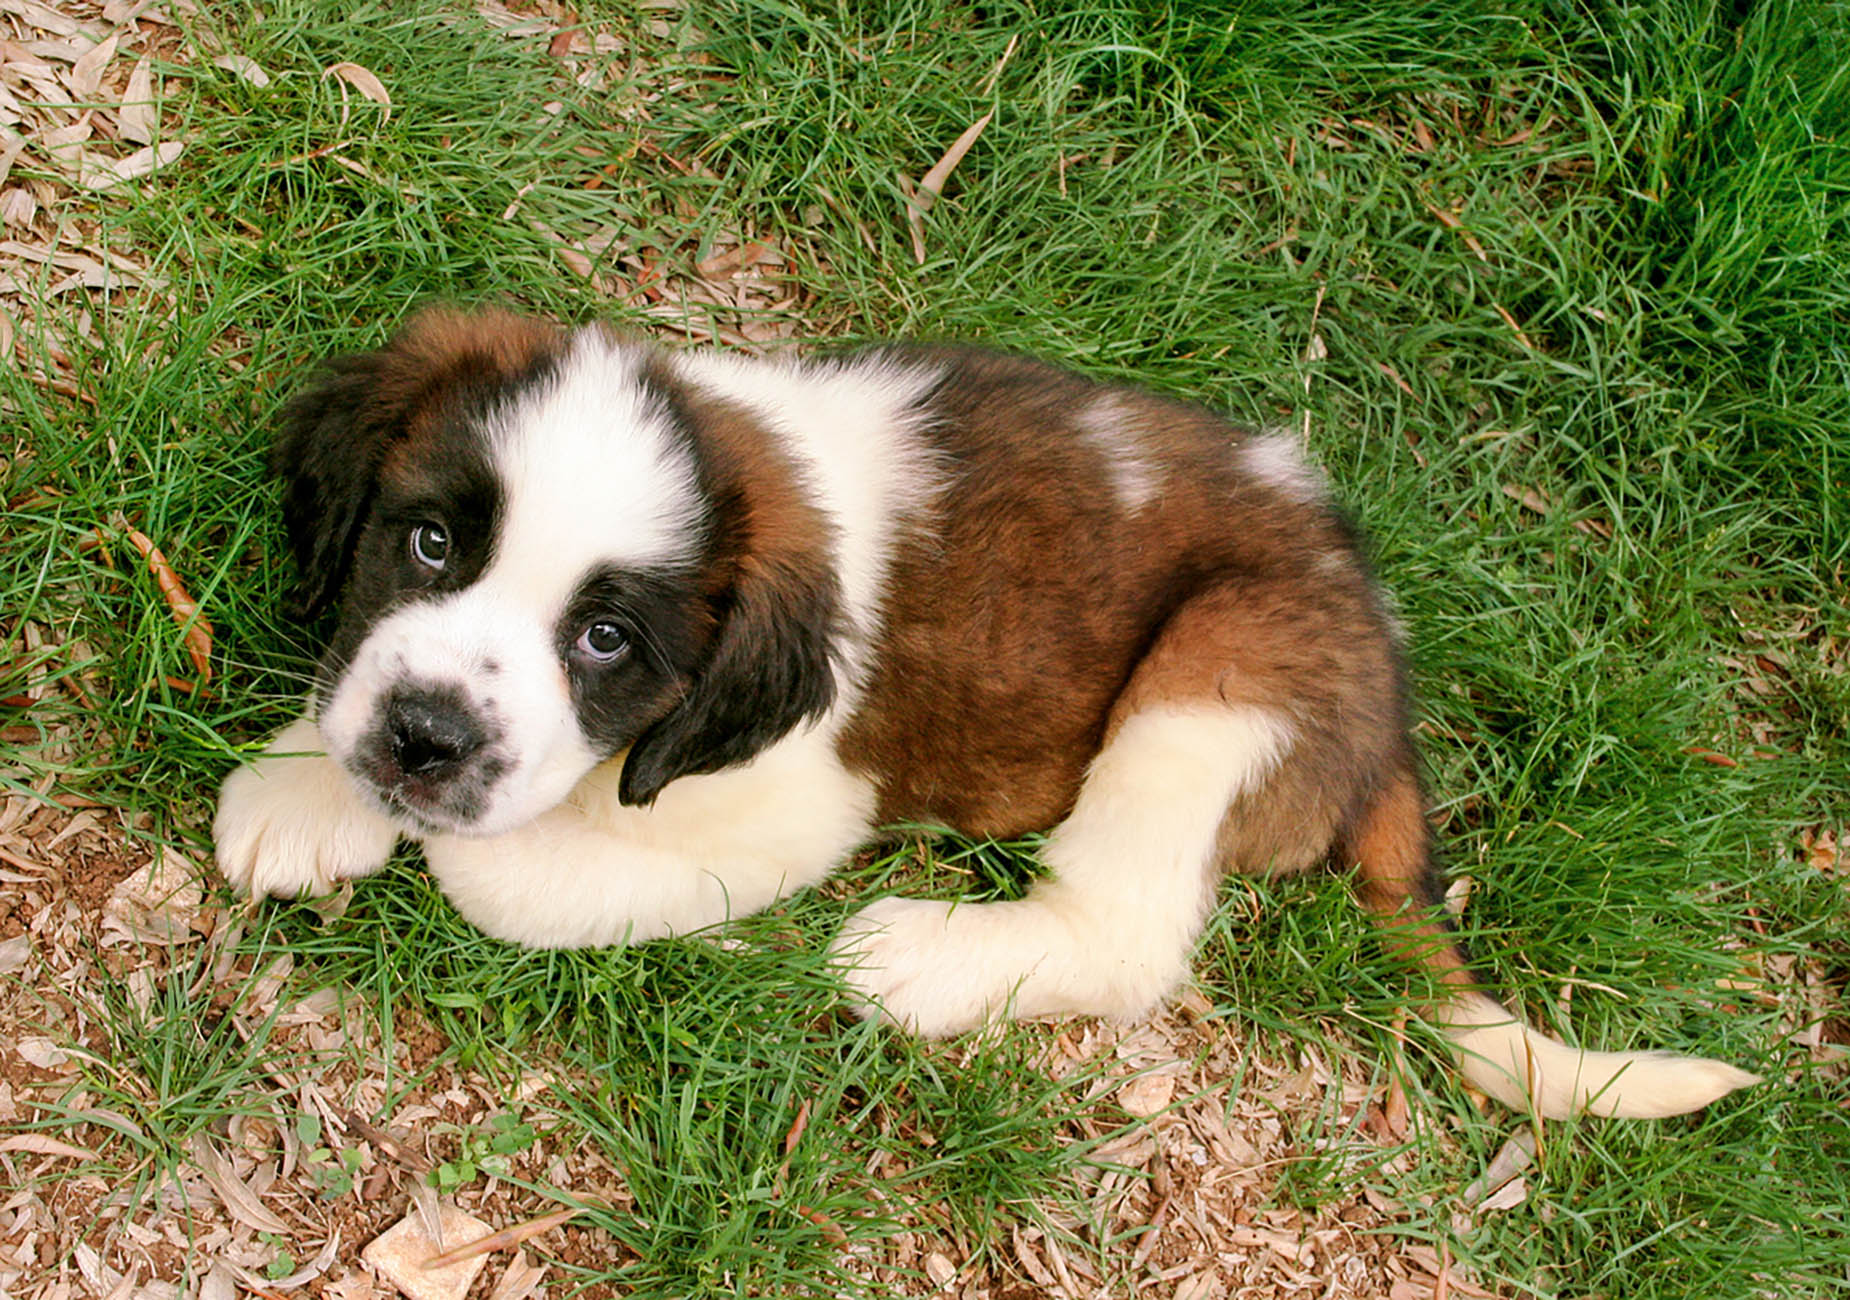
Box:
1341;761;1758;1120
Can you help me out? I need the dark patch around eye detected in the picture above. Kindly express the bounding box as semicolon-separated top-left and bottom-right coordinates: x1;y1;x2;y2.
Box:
557;562;716;757
558;565;710;676
320;447;505;684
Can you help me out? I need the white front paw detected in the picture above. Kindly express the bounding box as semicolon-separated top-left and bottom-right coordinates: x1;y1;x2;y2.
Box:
213;719;399;900
834;896;1033;1037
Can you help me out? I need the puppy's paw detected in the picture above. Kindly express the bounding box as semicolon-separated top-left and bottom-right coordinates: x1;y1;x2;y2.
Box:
214;722;399;900
834;896;1043;1037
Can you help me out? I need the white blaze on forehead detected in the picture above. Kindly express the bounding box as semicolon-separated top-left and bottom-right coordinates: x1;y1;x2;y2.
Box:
1072;393;1161;512
484;330;706;616
1239;431;1326;503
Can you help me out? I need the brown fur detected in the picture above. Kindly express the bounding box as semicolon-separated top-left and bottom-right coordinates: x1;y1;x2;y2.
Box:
378;309;565;467
838;351;1398;857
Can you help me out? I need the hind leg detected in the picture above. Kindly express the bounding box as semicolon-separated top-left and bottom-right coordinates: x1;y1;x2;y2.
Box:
835;578;1327;1035
837;704;1293;1034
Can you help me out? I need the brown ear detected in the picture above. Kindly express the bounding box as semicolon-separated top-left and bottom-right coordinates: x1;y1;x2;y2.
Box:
270;308;562;620
615;366;843;805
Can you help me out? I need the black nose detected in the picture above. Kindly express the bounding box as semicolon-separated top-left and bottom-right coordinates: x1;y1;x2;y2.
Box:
385;691;486;777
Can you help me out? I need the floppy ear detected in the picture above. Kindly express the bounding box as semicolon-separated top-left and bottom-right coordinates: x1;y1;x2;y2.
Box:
269;308;561;620
614;368;843;806
270;350;402;621
618;552;840;807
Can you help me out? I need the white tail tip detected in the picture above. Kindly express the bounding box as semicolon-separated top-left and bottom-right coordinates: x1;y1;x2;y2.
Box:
1442;993;1760;1120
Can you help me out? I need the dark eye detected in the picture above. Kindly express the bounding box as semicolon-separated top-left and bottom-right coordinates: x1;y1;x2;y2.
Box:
577;620;629;662
409;522;450;570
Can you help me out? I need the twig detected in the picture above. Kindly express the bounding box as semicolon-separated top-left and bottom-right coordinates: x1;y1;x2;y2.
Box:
422;1207;580;1270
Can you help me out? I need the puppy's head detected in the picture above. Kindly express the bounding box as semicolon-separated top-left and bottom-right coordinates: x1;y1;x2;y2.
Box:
274;309;839;836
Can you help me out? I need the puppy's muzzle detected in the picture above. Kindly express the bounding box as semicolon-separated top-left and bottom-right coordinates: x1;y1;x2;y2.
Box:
348;682;507;830
386;689;487;778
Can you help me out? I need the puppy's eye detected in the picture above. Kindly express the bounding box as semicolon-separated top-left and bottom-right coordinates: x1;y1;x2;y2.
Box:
577;620;629;662
409;522;450;570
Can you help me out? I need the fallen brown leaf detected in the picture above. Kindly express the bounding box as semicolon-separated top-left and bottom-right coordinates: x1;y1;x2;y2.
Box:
1502;483;1551;516
121;524;212;681
118;55;156;144
322;61;391;123
1493;301;1537;351
0;1133;101;1161
1377;362;1418;399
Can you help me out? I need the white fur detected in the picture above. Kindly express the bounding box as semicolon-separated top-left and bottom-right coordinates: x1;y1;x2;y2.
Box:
836;705;1294;1035
492;335;706;573
422;725;877;947
1072;394;1162;512
1443;992;1761;1121
1240;432;1326;503
213;716;400;899
316;587;600;836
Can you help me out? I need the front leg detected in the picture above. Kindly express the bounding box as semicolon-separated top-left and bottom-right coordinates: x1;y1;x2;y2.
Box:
214;715;401;900
422;738;878;949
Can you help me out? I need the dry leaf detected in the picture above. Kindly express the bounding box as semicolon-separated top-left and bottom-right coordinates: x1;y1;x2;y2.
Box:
17;1036;69;1068
36;120;94;172
0;1133;101;1160
1116;1072;1175;1117
1494;301;1537;351
252;1231;341;1289
905;111;993;264
1376;362;1417;399
68;32;118;97
101;846;206;946
1373;1012;1411;1141
9;0;83;36
121;524;212;680
918;111;993;203
1460;1129;1536;1209
485;1251;547;1300
1478;1174;1529;1213
2;186;38;227
118;56;156;144
321;1272;381;1300
322;61;391;123
189;1135;292;1234
1173;1272;1220;1300
1501;483;1551;516
197;1266;237;1300
214;54;272;87
696;241;769;278
75;140;185;190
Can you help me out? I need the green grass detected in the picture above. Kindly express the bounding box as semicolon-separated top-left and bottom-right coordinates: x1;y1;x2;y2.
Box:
2;0;1846;1295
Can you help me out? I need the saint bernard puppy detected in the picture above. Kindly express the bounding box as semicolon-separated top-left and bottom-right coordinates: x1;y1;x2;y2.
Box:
214;308;1756;1120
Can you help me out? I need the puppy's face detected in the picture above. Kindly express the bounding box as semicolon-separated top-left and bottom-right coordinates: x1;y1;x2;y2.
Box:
274;311;837;837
